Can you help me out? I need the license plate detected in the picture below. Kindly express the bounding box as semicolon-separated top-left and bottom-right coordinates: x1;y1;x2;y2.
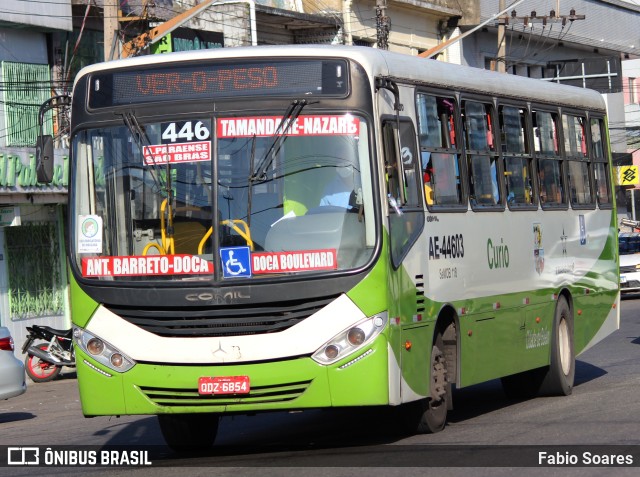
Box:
621;275;627;284
198;376;250;395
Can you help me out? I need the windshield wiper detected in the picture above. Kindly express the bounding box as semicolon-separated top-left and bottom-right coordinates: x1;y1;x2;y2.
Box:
119;111;167;192
247;134;257;227
119;111;174;243
250;99;310;182
121;111;150;153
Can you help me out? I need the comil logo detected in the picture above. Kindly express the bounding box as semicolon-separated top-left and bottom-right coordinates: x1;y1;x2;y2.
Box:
8;447;39;465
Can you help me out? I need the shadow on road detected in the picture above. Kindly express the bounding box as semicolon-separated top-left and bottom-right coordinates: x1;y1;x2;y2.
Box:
0;412;36;424
422;358;607;425
574;359;607;385
97;407;415;465
93;357;610;461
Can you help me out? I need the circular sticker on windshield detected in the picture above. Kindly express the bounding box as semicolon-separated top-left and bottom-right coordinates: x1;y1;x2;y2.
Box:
78;215;103;253
81;217;99;238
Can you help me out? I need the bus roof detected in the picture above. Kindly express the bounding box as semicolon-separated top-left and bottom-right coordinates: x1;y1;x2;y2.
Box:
74;44;606;113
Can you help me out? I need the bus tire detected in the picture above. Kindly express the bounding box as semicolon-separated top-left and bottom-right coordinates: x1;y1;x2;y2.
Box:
158;413;219;451
416;333;448;433
540;296;575;396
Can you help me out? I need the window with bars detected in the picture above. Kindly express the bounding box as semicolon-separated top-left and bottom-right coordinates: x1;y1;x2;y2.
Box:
4;223;64;320
1;61;52;147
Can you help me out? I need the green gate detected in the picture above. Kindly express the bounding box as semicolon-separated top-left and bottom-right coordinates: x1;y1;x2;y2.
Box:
5;223;64;320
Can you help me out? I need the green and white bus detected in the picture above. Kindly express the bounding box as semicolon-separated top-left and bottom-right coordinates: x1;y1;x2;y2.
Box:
38;45;619;449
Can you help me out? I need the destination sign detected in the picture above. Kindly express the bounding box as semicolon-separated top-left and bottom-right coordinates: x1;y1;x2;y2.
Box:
88;59;349;108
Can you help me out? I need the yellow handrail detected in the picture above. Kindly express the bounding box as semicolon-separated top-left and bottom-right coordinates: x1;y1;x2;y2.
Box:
142;199;173;256
197;219;254;254
160;199;175;255
146;200;255;256
142;242;165;255
223;219;254;251
198;227;213;254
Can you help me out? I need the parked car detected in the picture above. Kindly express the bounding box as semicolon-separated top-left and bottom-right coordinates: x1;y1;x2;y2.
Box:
0;326;27;400
619;232;640;295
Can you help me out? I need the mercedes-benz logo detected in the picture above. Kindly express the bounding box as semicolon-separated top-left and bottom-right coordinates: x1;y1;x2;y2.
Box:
212;341;227;357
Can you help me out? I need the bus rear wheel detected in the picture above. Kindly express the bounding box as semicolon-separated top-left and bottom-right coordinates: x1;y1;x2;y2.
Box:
540;296;575;396
158;413;219;452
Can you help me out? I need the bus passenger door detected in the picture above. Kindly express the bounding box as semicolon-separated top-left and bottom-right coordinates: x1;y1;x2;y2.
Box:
381;117;429;402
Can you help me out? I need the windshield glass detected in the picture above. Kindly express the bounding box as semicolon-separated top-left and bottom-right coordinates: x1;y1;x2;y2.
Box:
70;113;375;282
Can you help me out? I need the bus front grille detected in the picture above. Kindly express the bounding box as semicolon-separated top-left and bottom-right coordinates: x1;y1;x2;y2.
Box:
138;380;311;407
105;295;337;337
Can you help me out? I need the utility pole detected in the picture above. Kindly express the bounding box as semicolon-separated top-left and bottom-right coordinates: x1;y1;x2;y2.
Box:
376;0;390;50
104;0;119;61
342;0;353;46
496;3;585;71
497;0;506;72
419;0;526;59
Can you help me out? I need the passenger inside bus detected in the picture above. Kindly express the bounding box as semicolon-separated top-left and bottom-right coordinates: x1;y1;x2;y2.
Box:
422;152;434;205
538;161;562;204
431;152;462;205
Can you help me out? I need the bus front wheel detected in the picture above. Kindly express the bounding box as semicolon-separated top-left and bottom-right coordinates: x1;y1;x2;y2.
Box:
416;333;448;433
158;413;219;451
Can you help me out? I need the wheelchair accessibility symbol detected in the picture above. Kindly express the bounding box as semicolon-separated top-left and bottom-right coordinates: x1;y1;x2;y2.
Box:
220;247;252;278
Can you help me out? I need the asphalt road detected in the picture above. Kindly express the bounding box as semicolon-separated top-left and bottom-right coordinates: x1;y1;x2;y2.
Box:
1;296;639;476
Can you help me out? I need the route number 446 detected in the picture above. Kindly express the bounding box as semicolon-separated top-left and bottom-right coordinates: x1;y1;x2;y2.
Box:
162;121;210;143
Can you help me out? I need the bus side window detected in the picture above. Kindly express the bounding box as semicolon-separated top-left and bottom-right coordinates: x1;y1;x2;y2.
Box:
590;117;613;207
534;111;559;156
499;105;534;207
563;114;594;207
463;100;501;207
416;93;464;208
538;158;564;205
431;152;462;205
533;110;565;207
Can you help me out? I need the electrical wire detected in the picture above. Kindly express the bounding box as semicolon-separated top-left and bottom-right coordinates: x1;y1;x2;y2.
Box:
1;2;639;145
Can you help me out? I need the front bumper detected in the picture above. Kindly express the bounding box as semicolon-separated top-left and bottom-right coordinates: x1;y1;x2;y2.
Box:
76;334;390;416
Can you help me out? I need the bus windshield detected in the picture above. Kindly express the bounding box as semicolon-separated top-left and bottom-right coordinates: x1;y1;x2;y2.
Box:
70;112;375;282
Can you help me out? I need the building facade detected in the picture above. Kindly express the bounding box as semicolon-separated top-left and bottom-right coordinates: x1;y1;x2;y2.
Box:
620;58;640;225
0;1;73;348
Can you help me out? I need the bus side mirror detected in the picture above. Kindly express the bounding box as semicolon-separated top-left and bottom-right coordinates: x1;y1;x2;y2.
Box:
36;135;54;183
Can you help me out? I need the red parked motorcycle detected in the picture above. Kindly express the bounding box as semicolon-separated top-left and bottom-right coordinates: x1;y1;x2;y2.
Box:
21;325;75;382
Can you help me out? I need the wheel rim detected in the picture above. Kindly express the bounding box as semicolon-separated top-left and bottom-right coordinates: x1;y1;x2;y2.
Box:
430;346;447;407
27;347;58;379
558;317;571;376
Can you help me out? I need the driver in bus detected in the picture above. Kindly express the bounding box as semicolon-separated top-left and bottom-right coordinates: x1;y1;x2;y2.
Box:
320;163;356;209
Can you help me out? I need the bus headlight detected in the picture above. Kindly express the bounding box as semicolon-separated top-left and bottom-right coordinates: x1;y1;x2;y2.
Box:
73;327;135;373
311;312;388;365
